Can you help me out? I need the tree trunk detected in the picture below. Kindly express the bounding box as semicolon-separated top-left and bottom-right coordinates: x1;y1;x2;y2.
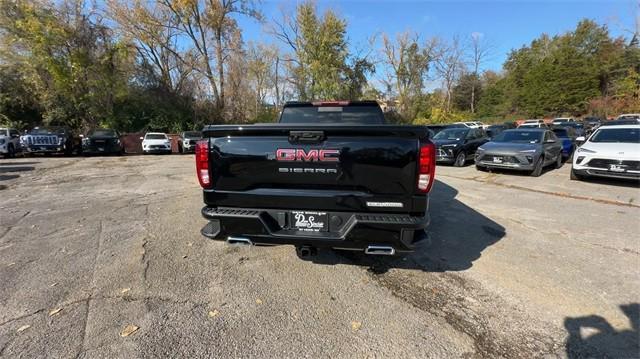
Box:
471;83;476;114
275;57;280;108
215;30;225;116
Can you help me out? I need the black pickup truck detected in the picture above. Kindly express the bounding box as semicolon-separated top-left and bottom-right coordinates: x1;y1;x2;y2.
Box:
197;101;435;258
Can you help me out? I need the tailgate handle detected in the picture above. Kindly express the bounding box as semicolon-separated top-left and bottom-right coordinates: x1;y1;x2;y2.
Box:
289;131;325;143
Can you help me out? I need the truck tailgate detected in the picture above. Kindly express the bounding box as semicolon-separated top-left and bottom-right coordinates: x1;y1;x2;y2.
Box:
203;124;430;214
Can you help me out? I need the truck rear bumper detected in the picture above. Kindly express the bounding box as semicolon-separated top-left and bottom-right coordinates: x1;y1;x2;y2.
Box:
200;206;429;252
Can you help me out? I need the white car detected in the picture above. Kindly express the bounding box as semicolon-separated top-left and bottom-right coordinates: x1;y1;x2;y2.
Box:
518;120;549;129
552;117;574;125
571;125;640;181
0;127;21;158
141;132;172;154
615;114;640;122
454;121;482;128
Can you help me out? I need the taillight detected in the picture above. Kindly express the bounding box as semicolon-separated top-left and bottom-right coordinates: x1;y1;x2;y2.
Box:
195;140;211;188
418;143;436;193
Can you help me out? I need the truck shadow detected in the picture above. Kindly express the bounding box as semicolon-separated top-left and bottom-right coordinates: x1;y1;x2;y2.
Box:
564;303;639;358
307;179;506;273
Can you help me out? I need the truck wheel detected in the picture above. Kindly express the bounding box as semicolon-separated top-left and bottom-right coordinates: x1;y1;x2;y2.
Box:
530;157;544;177
454;152;466;167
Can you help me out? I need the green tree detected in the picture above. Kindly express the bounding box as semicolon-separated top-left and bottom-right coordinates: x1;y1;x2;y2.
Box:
0;0;132;130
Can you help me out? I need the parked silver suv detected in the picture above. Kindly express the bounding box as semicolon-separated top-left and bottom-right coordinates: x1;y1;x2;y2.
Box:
0;127;21;158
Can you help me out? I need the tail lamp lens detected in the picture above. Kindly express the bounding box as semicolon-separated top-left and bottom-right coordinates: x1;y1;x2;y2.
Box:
195;140;211;188
418;143;436;193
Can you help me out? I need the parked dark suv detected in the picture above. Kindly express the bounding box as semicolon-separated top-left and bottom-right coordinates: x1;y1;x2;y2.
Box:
433;127;489;166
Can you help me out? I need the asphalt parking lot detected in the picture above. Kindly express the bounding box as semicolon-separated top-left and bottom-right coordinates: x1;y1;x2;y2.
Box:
0;155;638;358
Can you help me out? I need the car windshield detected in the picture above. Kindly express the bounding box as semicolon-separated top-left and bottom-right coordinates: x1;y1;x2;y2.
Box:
590;128;640;143
493;130;543;143
0;128;8;136
90;129;116;137
146;134;167;140
433;128;469;140
552;129;568;137
184;131;201;138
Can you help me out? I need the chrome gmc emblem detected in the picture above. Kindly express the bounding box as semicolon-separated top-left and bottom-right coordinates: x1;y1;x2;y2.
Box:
276;149;340;162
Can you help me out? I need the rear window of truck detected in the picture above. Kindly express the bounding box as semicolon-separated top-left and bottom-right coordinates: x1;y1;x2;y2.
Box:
279;105;384;124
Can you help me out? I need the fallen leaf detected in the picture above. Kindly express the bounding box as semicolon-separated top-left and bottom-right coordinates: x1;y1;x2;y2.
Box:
7;262;15;267
121;288;131;294
351;321;362;331
208;310;219;318
182;255;188;259
49;308;62;316
255;298;263;305
187;242;193;247
120;324;139;337
49;283;58;287
17;325;30;333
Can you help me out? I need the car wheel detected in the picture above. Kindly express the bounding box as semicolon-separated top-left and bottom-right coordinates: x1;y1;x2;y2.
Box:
5;144;14;158
555;153;563;169
454;151;466;167
530;157;544;177
570;168;584;181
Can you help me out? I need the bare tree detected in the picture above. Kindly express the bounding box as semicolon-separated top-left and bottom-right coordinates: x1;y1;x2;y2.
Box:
468;32;492;113
434;36;465;113
107;0;192;94
156;0;261;118
380;31;438;117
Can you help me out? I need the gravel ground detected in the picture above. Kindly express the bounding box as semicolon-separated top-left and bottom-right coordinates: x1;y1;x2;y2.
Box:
0;155;638;358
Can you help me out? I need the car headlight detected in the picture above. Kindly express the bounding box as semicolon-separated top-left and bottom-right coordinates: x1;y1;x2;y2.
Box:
519;149;537;153
577;147;596;153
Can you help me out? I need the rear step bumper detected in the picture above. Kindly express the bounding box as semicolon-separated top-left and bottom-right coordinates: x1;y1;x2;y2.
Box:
200;206;429;253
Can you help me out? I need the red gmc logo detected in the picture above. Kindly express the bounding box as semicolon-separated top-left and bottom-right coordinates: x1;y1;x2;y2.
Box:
276;149;340;162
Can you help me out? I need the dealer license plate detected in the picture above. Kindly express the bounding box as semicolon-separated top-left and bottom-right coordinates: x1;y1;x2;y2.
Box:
290;211;328;232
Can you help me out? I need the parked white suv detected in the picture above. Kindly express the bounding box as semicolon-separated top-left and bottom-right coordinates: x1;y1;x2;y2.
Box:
0;127;21;158
141;132;172;154
571;125;639;181
519;120;548;128
552;117;574;125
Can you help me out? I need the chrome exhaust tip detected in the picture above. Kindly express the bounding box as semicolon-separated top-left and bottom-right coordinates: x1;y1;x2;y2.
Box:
364;246;395;256
226;236;253;246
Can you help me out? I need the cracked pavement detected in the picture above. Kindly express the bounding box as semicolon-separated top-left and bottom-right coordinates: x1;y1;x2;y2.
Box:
0;156;638;358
